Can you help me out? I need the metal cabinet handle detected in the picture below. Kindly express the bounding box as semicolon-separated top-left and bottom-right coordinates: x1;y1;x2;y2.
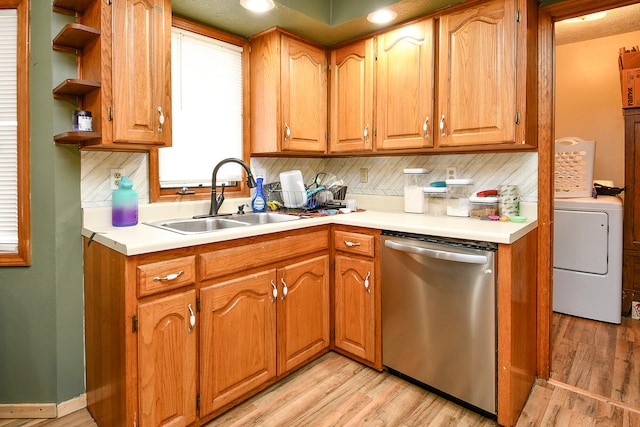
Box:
440;114;446;137
423;116;429;139
281;278;288;301
284;123;291;142
364;271;371;294
153;270;184;282
344;240;361;247
188;303;195;333
270;280;278;303
364;124;369;143
157;106;165;133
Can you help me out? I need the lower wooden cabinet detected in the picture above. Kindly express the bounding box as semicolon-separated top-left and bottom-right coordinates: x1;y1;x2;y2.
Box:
84;227;331;427
138;290;197;427
199;255;330;417
334;255;375;362
332;227;381;369
199;270;277;415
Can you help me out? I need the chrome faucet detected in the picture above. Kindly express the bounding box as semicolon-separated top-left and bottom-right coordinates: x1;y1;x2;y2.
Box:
208;158;256;216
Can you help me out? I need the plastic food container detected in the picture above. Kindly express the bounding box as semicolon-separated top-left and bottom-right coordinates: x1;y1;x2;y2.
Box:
404;168;430;213
446;179;474;217
424;187;447;216
469;196;499;218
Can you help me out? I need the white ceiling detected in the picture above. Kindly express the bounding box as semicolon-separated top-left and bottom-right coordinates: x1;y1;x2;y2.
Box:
555;3;640;45
171;0;640;47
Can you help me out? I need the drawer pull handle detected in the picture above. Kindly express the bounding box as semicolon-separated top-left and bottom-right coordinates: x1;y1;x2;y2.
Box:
423;116;429;139
364;271;371;294
188;304;196;333
153;270;184;282
281;278;288;301
271;280;278;303
440;114;446;137
344;241;361;247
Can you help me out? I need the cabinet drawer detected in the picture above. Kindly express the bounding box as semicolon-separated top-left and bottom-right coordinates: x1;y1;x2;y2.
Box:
137;256;196;297
200;230;329;280
334;230;374;257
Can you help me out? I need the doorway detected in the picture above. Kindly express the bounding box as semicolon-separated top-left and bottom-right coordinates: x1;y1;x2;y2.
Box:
549;0;640;407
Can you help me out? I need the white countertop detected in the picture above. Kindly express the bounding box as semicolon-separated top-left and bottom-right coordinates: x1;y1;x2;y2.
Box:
82;197;538;256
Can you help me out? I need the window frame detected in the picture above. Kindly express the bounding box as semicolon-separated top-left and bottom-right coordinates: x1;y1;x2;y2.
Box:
0;0;30;267
150;16;251;202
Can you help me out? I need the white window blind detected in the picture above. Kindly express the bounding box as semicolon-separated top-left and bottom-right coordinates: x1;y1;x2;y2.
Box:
159;28;244;188
0;9;18;253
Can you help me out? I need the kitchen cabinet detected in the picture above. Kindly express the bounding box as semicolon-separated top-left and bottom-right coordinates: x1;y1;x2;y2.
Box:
84;243;197;427
623;107;640;313
332;227;381;369
138;290;197;427
375;19;434;151
250;28;328;154
83;226;330;426
329;39;374;153
199;255;330;416
52;0;172;150
436;0;520;148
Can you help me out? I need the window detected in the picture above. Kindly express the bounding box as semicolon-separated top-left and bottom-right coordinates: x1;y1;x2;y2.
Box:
149;18;249;201
0;0;29;266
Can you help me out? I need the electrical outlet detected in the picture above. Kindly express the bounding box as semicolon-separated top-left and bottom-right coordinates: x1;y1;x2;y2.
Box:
110;169;125;190
360;168;368;183
446;166;457;180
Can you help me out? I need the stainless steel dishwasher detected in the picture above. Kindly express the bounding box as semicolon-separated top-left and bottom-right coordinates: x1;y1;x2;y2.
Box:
381;230;497;416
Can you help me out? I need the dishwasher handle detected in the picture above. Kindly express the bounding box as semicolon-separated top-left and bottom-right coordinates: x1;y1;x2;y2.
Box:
384;239;488;265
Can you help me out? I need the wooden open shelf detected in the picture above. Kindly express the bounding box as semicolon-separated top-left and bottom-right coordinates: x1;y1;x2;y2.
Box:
54;131;102;145
53;23;100;53
52;0;94;15
53;78;100;100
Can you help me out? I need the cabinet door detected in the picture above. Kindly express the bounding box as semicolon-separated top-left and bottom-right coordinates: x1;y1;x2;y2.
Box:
281;36;327;152
112;0;171;146
137;290;196;427
199;270;277;416
376;19;434;151
329;39;374;153
437;0;515;147
334;255;375;363
277;255;330;374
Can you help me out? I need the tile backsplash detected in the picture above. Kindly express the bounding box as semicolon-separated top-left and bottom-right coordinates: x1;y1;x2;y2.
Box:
81;151;537;207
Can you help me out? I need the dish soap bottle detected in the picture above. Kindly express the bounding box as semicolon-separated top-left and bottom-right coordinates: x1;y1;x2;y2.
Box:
112;176;138;226
252;176;267;213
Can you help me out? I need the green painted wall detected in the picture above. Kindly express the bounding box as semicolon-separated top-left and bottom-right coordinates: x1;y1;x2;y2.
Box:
0;2;84;405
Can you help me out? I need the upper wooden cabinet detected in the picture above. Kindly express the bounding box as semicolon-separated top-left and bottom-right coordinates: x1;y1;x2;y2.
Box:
52;0;172;150
250;29;328;154
376;20;435;151
437;0;516;148
329;39;374;153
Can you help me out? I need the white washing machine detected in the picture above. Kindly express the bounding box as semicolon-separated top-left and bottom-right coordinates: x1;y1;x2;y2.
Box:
553;195;623;324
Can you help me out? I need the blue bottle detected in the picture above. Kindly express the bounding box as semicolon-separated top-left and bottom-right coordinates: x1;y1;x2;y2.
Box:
252;177;267;213
112;176;138;226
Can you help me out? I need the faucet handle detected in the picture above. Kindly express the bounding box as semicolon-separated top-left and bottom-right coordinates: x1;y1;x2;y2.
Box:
237;204;248;214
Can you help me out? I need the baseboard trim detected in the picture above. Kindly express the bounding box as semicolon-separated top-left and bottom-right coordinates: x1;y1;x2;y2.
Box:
0;394;86;419
57;394;87;418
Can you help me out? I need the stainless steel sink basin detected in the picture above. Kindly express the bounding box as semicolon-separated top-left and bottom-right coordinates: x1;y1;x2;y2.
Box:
229;212;301;225
146;212;300;235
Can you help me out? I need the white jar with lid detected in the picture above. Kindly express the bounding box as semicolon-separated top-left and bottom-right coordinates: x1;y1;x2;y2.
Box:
404;168;430;213
446;179;474;217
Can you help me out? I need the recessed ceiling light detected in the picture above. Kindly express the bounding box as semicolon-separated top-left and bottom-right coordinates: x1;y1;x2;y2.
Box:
367;9;397;24
562;11;607;23
240;0;275;13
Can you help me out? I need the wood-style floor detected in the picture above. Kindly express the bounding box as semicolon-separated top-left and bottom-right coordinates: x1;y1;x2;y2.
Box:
3;313;639;427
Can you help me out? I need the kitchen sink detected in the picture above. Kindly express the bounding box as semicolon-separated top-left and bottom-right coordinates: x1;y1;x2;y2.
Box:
146;212;300;235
